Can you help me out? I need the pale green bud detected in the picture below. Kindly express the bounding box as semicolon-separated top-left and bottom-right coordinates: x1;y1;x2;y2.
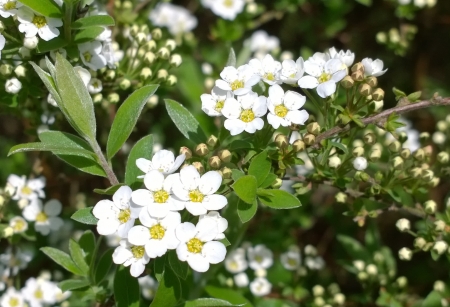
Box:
357;271;368;281
328;156;341;168
396;276;407;288
208;156;221;169
167;75;177;86
372;88;384;101
130;25;139;36
151;28;162;40
419;132;430;142
192;162;204;174
366;76;378;88
392;156;404;170
14;65;26;78
340;76;354;89
437;120;447;132
107;93;120;104
352;146;364;157
434;281;446;292
105;70;116;81
369;149;381;162
351;62;364;73
312;285;325;297
144;52;155;65
335;192;347;203
92;93;102;104
366;264;378;275
275;134;289;149
207;135;218;148
170;54;182;67
363;133;376;145
218;149;232;163
359;83;372;96
145;40;157;51
157;69;168;81
434;220;446;232
400;148;411;159
179;147;192;160
388;141;401;153
351;70;364;82
293;140;305;152
165;39;176;51
195;143;209;156
413;148;425;161
140;67;152;80
157;47;170;60
438;152;449;164
119;79;131;90
135;32;148;45
414;237;427;249
0;64;13;76
221;167;232;179
271;178;282;189
303;133;315;146
307;122;321;135
424;200;437;214
421;169;434;182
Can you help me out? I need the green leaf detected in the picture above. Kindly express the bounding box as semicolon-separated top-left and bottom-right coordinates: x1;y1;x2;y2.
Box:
58;279;90;292
407;91;422;102
71;207;98;225
231;169;245;181
74;27;106;43
8;142;96;157
219;237;231;247
93;184;125;195
78;230;96;264
114;265;140;307
41;247;84;275
37;37;67;54
259;174;277;189
125;135;153;188
107;85;159;159
232;175;257;204
226;48;236;67
257;189;301;209
422;291;442;307
229;140;254;151
69;239;89;276
55;53;96;141
355;0;372;5
95;249;113;284
165;99;207;144
337;235;370;260
56;155;106;177
205;286;253;307
38;131;96;160
72;15;115;29
185;298;244;307
19;0;61;17
248;151;271;186
154;255;166;283
150;267;181;307
329;141;348;154
30;62;63;109
168;250;189;280
237;199;257;223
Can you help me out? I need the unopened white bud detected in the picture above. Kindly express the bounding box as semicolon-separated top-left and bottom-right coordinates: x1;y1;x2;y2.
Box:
47;93;58;107
254;268;266;278
157;69;168;81
314;297;325;307
312;285;324;297
396;276;407;288
434;280;446;292
414;237;427;249
432;131;446;145
328;156;341;168
398;247;412;261
437;120;447;131
5;77;22;94
434;241;448;255
135;32;148;45
435;220;446;232
165;39;176;51
234;272;249;288
366;264;378;275
357;271;368;280
23;36;39;49
140;67;152;80
396;218;410;232
14;65;26;78
170;54;182;67
353;157;368;171
157;47;170;59
353;260;365;271
246;2;258;14
119;79;131;90
167;75;177;86
3;226;13;237
424;200;437;214
333;293;345;305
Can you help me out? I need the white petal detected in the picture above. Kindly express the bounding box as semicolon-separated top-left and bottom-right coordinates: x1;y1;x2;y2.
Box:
128;226;151;246
93;200;117;219
286;109;309;125
117;220;134;238
179;165;201;190
298;76;319;89
202;195;228;211
317;81;336;98
147;203;170;218
131;189;153;207
167;154;185;174
176;244;189;261
196;219;219;242
136;158;151;174
48;217;64;230
331;69;347;82
138;209;158;227
188;253;210;272
113;246;132;264
97;218;120;235
145;240;168;258
113;186;132;209
267;113;281;129
284;91;306;110
35;223;51;235
224;119;245;136
185;202;208;216
144;170;165;191
215;79;232;91
203;241;226;264
130;261;145;277
199;171;222;195
175;222;196;243
221;98;241;119
160;211;181;229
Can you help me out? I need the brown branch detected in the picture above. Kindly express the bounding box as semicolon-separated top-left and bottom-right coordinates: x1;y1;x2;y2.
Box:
312;96;450;149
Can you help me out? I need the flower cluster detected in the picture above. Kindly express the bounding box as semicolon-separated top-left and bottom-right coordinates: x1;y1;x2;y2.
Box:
93;150;229;277
149;3;197;36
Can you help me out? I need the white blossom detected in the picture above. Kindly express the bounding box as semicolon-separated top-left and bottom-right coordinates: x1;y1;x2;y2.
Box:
7;175;45;203
0;0;22;18
136;149;185;178
113;240;150;277
149;3;197;35
280;246;301;271
398;247;412;261
247;30;279;59
78;41;107;70
433;241;448;255
22;199;64;236
138;276;158;300
280;57;305;84
9;216;28;234
87;78;103;94
361;58;387;77
210;0;245;20
5;78;22;94
305;256;325;270
21;278;55;307
0;247;33;276
198;211;228;239
353;157;368;171
201;87;233;117
248;244;273;270
396;218;410;232
234;272;249;288
249;277;272;297
216;65;260;96
225;248;248;274
1;287;25;307
328;47;355;68
249;54;282;85
17;7;62;41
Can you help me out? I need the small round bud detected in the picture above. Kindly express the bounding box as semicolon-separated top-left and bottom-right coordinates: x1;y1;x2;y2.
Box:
396;218;410;232
208;156;221;169
432;131;446;145
410;167;422;178
218;149;232;163
421;169;434;182
157;47;170;60
119;78;131;90
23;36;39;49
369;149;381;162
179;147;192;160
374;171;383;182
424;200;437;214
335;192;347;203
437;120;447;132
157;69;168;81
434;220;446;232
353;260;365;271
400;148;411;159
140;67;152;80
388;141;401;153
357;271;368;281
434;281;446;292
0;64;13;76
430;177;440;188
307;122;321;135
312;285;324;297
135;32;148;45
221;167;232;179
398;247;412;261
14;65;26;78
3;226;13;238
147;95;158;108
151;28;162;40
366;264;378;275
107;93;120;104
165;39;176;51
304;133;315;146
396;276;408;288
437;152;449;164
105;70;116;80
145;40;157;51
392;156;404;170
340;76;354;89
419;132;430;142
366;76;378;87
130;25;139;36
293;140;305;152
192;162;204;174
433;241;448;255
353;157;368;171
140;24;149;34
359;83;372;96
314;297;325;307
167;75;177;86
372;88;385;101
351;70;364;82
328;156;342;169
352;146;365;157
363;133;376;145
206;135;218;148
170;54;182;67
271;178;282;189
92;93;102;104
351;62;364;73
414;237;427;249
144;52;156;65
195;143;209;156
275;134;289;149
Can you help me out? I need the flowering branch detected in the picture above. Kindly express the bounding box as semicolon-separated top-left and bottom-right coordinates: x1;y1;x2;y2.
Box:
312;96;450;148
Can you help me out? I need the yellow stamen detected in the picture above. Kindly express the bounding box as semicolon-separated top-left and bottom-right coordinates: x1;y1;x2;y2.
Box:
150;224;165;240
34;289;43;299
187;238;203;254
230;80;244;91
287;257;298;267
264;72;275;81
189;189;205;203
36;212;48;222
131;246;145;259
318;72;331;83
9;298;19;307
3;1;16;10
274;105;288;118
83;52;92;63
13;219;26;232
118;209;131;224
153;190;169;203
21;186;32;195
32;15;47;29
214;100;225;112
240;109;255;123
223;0;233;8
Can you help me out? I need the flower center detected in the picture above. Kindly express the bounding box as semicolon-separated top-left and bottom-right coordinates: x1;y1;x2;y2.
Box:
150;224;165;240
131;246;145;259
274;105;288;118
36;212;48;222
229;261;239;270
3;1;16;10
287;257;298;267
153;190;169;203
83;51;92;63
21;186;32;195
187;238;204;254
240;109;255;123
230;80;244;91
223;0;233;8
9;298;19;307
189;189;205;203
32;15;47;29
13;219;26;232
34;289;43;299
254;255;263;263
214;100;225;112
264;72;275;81
118;209;131;224
318;72;331;83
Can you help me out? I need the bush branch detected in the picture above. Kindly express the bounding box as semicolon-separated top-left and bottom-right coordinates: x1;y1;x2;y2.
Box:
91;142;119;186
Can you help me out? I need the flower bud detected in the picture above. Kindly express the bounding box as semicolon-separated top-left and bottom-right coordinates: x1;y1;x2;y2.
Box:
119;78;131;90
353;157;368;171
366;76;378;88
434;281;446;292
23;36;39;49
392;156;404;170
363;133;376;145
398;247;412;261
271;178;282;189
328;156;341;168
218;149;232;163
369;100;384;113
388;141;401;153
0;64;13;76
410;167;422;178
92;93;102;104
135;32;148;45
396;218;410;232
107;93;120;104
314;297;325;306
195;143;209;156
147;95;158;108
419;132;430;142
167;75;177;86
414;237;427;249
140;67;152;80
432;131;446;145
429;177;440;188
372;88;385;101
179;147;192;160
352;146;364;157
130;25;139;36
208;156;221;169
353;260;365;271
359;84;372;97
421;169;434;182
293;140;305;152
151;28;162;40
357;271;368;280
335;192;347;203
374;171;383;182
157;47;170;60
351;70;364;82
165;39;176;51
396;276;407;288
192;162;204;174
400;148;411;159
3;226;13;238
170;54;182;67
140;24;149;34
206;135;218;148
145;40;157;51
312;285;325;297
369;149;381;162
221;167;232;179
334;293;345;305
366;264;378;275
435;220;446;232
351;62;364;73
340;76;354;89
157;69;168;81
5;77;22;94
144;52;156;65
437;120;447;131
275;134;289;149
433;241;448;255
14;65;26;78
307;122;321;135
304;133;315;146
424;200;437;214
105;70;116;80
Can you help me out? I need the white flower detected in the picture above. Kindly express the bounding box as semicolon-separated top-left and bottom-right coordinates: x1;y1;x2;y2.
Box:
17;7;62;41
106;234;121;247
353;260;365;271
249;54;282;85
0;34;5;59
172;166;227;216
21;278;55;307
52;284;71;304
225;248;247;273
127;211;181;258
198;211;228;239
87;78;103;94
280;246;301;271
0;247;33;276
138;276;158;300
248;244;273;270
101;41;118;68
249;277;272;297
305;256;325;270
131;170;184;218
5;78;22;94
175;219;227;272
298;56;347;98
432;131;446;145
0;0;22;18
93;186;140;237
210;0;245;20
113;240;150;277
73;66;91;86
248;30;279;58
398;247;412;261
266;84;309;129
396;218;410;232
234;272;249;288
1;287;25;307
361;58;387;77
79;41;107;70
433;241;448;255
280;57;305;84
22;199;64;236
222;91;267;135
216;65;260;95
353;157;368;171
9;216;28;234
136;149;185;178
149;3;197;35
328;47;355;68
201;87;233;117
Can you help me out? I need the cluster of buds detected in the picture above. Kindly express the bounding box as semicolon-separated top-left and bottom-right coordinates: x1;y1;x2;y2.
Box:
309;283;346;307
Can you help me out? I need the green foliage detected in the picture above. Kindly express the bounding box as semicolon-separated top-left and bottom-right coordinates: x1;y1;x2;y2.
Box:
151;266;182;307
41;247;85;276
184;298;244;307
114;266;140;307
69;239;90;275
94;249;114;284
71;207;98;225
93;184;125;195
205;286;253;307
74;27;107;43
232;175;258;204
19;0;62;17
248;151;272;186
72;15;115;29
257;189;301;209
168;250;189;280
237;199;258;223
59;279;90;292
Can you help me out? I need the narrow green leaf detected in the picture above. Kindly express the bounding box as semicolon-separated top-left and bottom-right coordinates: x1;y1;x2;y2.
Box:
219;237;231;247
58;279;90;292
165;99;207;144
41;247;84;275
168;250;189;280
19;0;62;17
226;48;236;67
125;135;153;188
69;239;89;275
185;298;244;307
329;141;348;154
55;155;106;177
259;174;277;189
257;189;301;209
78;230;96;264
154;255;166;282
94;184;125;195
71;207;98;225
74;27;106;43
355;0;372;6
237;199;257;223
229;140;254;151
232;175;257;204
36;37;67;54
150;267;181;307
95;249;113;284
30;62;64;108
337;235;370;260
8;142;95;157
55;53;96;141
72;15;115;29
38;131;96;160
107;85;159;159
205;286;253;307
421;291;442;307
248;151;271;186
114;265;140;307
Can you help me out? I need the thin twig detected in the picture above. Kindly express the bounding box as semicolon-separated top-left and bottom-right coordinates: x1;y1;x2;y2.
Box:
91;142;119;186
